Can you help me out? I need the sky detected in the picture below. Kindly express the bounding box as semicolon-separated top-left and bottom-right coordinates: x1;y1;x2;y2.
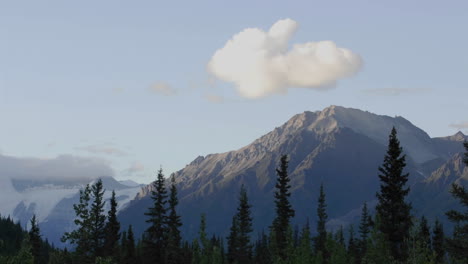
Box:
1;0;467;183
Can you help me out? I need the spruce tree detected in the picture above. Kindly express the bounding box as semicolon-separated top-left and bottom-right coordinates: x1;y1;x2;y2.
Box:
314;183;328;262
166;175;183;264
89;179;107;259
227;216;239;263
62;184;93;263
103;190;120;260
444;140;468;262
418;215;431;250
295;220;313;264
347;225;359;264
29;215;41;264
375;127;412;262
123;225;137;264
143;168;168;264
358;202;371;262
432;219;445;264
236;185;253;263
271;154;295;261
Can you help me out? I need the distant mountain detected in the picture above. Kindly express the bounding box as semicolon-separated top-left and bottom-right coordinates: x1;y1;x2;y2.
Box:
119;106;467;239
0;172;142;247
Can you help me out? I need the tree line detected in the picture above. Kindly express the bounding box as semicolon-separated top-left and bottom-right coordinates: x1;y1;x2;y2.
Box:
1;127;467;263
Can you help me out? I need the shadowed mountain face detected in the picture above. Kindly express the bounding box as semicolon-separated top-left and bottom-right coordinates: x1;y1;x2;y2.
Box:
119;106;467;239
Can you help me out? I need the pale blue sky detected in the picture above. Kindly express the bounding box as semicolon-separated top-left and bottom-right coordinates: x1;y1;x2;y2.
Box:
1;0;467;183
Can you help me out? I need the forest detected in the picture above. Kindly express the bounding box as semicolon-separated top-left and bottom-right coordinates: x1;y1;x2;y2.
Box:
0;127;467;264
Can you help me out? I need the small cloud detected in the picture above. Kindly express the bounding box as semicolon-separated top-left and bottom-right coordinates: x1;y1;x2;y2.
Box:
362;88;431;96
76;144;127;156
449;121;468;130
124;162;145;175
149;82;177;96
205;94;224;103
207;18;362;99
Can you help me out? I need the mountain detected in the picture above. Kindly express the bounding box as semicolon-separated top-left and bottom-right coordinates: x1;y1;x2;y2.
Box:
119;106;467;239
0;171;142;246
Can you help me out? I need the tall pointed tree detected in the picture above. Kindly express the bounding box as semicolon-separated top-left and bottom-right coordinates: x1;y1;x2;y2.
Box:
62;184;93;263
358;202;371;261
29;215;41;264
314;183;329;262
375;127;412;262
143;168;168;264
89;179;107;259
103;190;120;260
166;175;183;264
123;225;137;264
271;154;295;261
236;185;253;263
445;141;468;262
432;219;445;264
418;216;431;250
227;185;253;264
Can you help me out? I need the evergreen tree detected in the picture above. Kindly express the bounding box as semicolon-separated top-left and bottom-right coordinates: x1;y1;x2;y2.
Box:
29;215;41;264
271;154;295;261
166;175;183;264
236;185;253;263
375;127;412;262
89;179;107;258
122;225;137;264
254;231;271;264
445;183;468;261
432;219;445;264
227;216;239;263
143;168;168;264
418;215;431;250
62;184;93;263
295;220;313;264
103;190;120;260
445;140;468;262
314;183;329;262
358;202;371;262
347;225;359;264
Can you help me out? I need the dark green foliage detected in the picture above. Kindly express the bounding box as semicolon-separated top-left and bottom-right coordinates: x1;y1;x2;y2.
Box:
103;190;120;260
62;184;93;263
271;154;295;261
375;127;412;262
254;231;270;264
121;225;137;264
295;221;313;264
445;183;468;261
347;225;358;264
143;168;168;264
358;202;371;262
418;215;431;249
89;179;107;258
167;175;183;264
227;185;253;264
227;216;239;263
432;219;445;264
28;215;41;264
314;183;329;262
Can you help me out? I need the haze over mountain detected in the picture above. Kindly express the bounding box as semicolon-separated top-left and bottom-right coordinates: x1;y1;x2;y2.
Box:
119;105;467;239
0;154;143;246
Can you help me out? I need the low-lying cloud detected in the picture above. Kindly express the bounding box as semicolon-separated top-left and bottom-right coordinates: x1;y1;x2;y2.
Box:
0;154;114;181
207;19;362;98
449;121;468;130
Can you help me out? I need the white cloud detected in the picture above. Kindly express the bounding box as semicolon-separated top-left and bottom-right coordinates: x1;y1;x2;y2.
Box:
76;144;127;156
149;82;177;96
362;87;431;96
207;19;362;98
449;121;468;130
125;162;145;174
